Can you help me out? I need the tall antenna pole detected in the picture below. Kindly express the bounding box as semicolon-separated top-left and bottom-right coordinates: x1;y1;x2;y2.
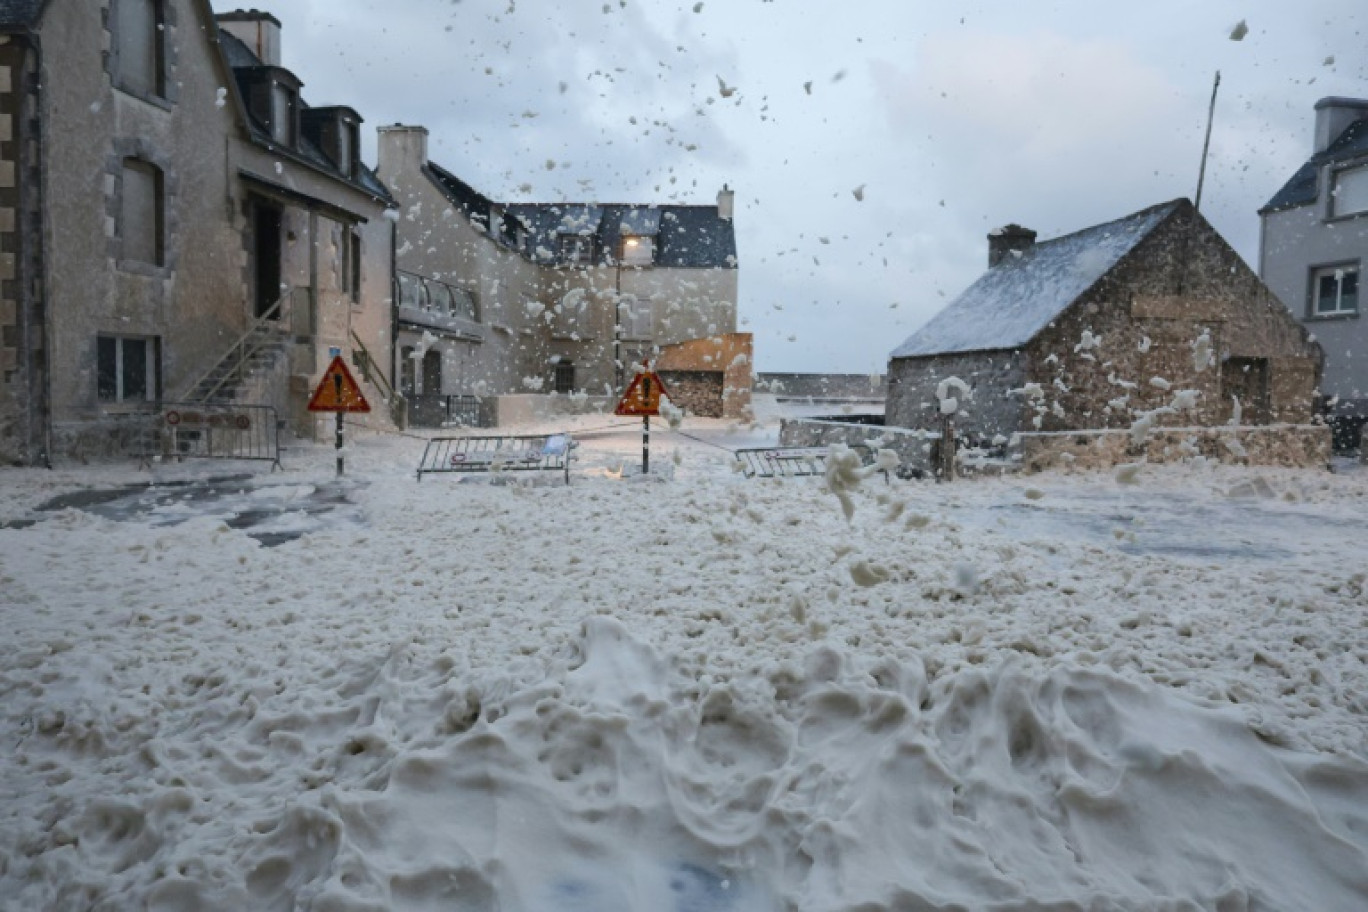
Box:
1194;71;1221;211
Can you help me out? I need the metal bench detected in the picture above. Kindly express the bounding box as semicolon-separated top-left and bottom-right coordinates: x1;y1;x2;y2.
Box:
734;444;886;481
416;433;575;484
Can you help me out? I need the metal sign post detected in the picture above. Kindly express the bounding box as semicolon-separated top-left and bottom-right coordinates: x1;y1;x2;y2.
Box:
642;374;651;475
307;354;371;478
334;373;345;477
613;362;669;477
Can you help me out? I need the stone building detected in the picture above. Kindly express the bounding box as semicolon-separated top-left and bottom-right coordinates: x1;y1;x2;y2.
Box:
1260;97;1368;452
376;125;747;425
0;2;395;465
886;198;1327;467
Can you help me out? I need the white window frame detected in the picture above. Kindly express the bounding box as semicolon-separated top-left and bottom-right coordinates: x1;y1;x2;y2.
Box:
1330;164;1368;219
1311;263;1359;317
620;294;653;340
558;234;594;265
97;334;159;405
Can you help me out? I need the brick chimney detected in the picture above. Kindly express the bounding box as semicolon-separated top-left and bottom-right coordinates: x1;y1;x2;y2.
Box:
988;224;1036;267
217;10;282;67
1313;97;1368;154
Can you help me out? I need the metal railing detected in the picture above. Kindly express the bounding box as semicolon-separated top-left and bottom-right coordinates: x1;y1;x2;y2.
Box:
734;444;884;480
142;402;282;469
349;329;407;427
178;288;312;404
416;433;574;484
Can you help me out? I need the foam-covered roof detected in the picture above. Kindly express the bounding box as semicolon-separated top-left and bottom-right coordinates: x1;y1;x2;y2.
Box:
890;200;1181;359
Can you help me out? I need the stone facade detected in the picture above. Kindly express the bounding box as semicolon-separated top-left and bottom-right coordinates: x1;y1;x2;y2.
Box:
1259;97;1368;450
886;200;1324;466
377;126;741;425
1;3;396;463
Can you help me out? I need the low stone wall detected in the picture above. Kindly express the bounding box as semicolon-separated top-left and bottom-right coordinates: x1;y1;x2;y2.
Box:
1016;424;1332;472
779;417;937;475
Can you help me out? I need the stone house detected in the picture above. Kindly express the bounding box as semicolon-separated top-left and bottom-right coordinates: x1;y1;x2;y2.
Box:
886;198;1327;468
1259;97;1368;452
0;2;395;465
375;125;748;426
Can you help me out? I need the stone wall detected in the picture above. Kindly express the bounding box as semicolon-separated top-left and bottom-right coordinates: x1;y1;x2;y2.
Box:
885;350;1027;440
1016;424;1332;472
0;35;42;464
658;370;723;417
655;332;752;418
779;417;938;475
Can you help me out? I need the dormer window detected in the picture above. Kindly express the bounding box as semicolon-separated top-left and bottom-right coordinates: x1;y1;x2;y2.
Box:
620;235;654;266
558;234;594;265
270;81;298;146
303;107;363;180
236;67;303;150
1331;165;1368;218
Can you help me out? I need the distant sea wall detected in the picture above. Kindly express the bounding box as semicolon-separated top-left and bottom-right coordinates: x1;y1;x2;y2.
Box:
757;373;886;401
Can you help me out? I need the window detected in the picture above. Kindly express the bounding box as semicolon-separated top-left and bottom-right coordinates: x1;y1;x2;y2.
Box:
424;279;452;314
554;360;575;394
120;158;164;266
114;0;166;99
342;229;361;302
270;82;298;146
450;287;479;322
1331;166;1368;218
1312;264;1359;316
97;335;159;404
558;234;594;265
620;235;654;266
621;294;653;339
398;272;424;310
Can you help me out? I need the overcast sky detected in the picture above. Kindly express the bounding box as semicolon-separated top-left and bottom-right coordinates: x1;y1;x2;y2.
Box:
223;0;1367;373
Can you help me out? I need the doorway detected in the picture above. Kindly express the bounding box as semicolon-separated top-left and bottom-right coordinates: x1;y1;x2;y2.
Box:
253;201;283;318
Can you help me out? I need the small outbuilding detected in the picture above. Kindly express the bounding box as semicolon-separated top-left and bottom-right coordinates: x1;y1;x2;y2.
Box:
886;198;1329;469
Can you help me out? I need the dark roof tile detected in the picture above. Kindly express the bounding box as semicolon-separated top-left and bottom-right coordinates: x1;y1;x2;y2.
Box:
1262;119;1368;213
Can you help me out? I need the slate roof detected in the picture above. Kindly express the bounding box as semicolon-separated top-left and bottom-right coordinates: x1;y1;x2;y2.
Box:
217;29;393;206
890;200;1182;359
424;165;737;269
0;0;45;28
1262;119;1368;213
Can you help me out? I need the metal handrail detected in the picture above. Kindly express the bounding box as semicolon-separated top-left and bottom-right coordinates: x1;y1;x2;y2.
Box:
178;293;289;402
349;329;397;402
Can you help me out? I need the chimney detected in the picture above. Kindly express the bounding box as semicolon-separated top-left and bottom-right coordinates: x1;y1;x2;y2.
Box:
988;224;1036;267
376;124;429;183
1313;97;1368;154
716;184;734;221
217;10;283;67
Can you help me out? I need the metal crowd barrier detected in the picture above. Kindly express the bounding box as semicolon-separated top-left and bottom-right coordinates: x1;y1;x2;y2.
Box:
734;444;883;480
416;433;574;484
145;402;282;470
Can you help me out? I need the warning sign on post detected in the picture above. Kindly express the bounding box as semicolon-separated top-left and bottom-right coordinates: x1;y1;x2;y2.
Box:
614;370;669;417
307;355;371;413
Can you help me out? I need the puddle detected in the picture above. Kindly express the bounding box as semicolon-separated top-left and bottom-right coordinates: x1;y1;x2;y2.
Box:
23;475;362;547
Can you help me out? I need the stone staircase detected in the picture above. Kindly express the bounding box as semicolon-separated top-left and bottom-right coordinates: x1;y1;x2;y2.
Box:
181;322;292;404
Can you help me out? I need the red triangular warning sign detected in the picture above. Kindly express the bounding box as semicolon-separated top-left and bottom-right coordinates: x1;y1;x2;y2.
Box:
307;355;372;413
614;370;670;417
